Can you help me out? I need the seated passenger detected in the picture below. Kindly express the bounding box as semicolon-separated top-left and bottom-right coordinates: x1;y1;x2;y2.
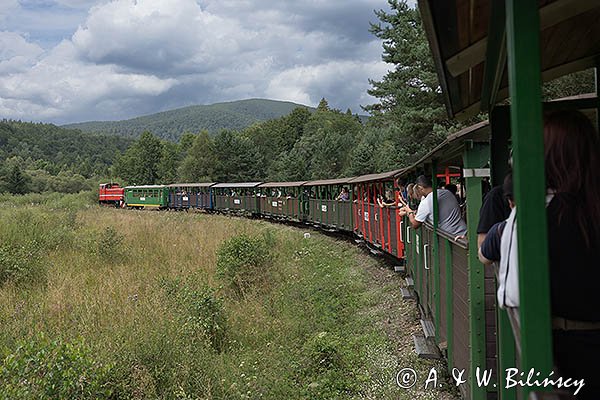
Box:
399;175;467;237
478;173;513;265
406;183;415;200
500;111;600;399
377;189;396;207
336;187;350;201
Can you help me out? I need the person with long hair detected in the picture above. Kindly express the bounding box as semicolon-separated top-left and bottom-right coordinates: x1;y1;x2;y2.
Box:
541;110;600;399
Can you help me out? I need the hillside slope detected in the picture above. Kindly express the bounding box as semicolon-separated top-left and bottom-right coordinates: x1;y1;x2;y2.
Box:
0;120;132;172
64;99;313;141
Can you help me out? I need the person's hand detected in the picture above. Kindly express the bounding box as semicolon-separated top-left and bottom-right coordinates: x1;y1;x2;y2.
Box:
398;207;408;217
454;235;466;241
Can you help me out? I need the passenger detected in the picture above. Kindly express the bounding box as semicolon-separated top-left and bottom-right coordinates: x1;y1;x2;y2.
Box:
477;159;512;248
444;183;456;195
406;183;415;201
501;111;600;399
377;189;396;207
399;175;467;238
399;178;408;199
336;187;350;201
478;173;513;265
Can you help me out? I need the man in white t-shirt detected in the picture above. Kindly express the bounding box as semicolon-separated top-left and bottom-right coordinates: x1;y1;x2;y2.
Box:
399;175;467;237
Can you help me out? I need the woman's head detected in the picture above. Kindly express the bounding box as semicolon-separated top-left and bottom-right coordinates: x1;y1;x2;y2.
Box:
544;110;600;193
543;110;600;244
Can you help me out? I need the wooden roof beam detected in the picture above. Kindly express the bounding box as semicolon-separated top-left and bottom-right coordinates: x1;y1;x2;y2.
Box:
445;0;600;78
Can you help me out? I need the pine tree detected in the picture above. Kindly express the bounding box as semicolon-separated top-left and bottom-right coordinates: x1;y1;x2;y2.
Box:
364;0;449;164
5;163;31;194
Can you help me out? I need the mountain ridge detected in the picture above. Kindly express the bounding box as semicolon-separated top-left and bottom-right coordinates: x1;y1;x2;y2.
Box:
63;98;368;142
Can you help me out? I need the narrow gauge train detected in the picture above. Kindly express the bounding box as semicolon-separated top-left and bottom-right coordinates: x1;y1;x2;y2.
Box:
98;1;600;398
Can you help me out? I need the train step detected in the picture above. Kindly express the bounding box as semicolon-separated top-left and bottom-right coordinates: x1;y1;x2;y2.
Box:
354;239;365;244
405;277;414;288
412;334;441;359
369;247;382;256
420;319;436;339
400;287;414;300
394;265;405;274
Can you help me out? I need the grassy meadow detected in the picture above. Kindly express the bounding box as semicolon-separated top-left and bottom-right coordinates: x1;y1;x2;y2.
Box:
0;193;455;399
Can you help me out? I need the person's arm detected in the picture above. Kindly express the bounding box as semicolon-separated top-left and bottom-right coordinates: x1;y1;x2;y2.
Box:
397;197;422;228
478;222;504;265
477;233;487;248
478;246;494;265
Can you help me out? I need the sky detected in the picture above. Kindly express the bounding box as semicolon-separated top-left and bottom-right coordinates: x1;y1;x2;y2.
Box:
0;0;406;125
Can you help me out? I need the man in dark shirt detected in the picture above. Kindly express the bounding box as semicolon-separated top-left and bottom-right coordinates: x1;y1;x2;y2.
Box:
478;173;513;264
477;179;511;248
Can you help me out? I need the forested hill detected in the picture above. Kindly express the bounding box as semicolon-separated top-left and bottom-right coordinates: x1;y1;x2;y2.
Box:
63;99;366;142
0;120;132;194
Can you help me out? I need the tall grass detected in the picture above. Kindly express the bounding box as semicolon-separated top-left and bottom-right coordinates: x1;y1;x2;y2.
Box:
0;200;452;399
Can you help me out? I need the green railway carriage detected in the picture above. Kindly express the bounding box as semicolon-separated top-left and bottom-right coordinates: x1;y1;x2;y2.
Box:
167;183;215;210
417;1;600;399
303;177;355;231
124;185;169;209
212;182;262;214
397;121;492;400
258;181;306;221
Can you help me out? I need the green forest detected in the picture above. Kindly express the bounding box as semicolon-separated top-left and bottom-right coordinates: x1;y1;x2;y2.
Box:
0;0;593;193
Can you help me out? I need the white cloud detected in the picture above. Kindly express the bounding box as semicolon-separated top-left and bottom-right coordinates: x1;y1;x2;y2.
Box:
0;32;44;74
266;60;389;112
0;0;390;123
72;0;244;74
0;40;177;121
0;0;18;19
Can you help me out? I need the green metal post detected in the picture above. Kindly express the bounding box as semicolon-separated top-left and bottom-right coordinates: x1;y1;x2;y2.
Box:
497;308;517;400
506;1;553;393
445;239;454;371
463;140;489;400
431;160;441;339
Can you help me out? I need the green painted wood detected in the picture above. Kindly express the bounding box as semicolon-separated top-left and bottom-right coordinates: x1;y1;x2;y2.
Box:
431;160;441;340
124;187;169;208
505;2;554;395
463;140;489;400
414;230;423;303
445;238;454;371
497;308;517;400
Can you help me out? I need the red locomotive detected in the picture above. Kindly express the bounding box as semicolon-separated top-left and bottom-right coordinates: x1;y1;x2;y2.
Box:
99;183;124;207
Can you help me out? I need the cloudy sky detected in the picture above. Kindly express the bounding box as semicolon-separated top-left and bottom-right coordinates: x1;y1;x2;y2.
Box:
0;0;403;125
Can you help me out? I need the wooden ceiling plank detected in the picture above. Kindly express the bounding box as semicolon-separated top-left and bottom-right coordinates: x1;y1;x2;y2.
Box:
445;0;600;78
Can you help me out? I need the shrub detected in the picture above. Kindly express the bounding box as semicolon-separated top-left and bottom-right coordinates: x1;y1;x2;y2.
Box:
296;331;362;398
0;240;45;286
0;334;117;399
89;226;126;262
162;279;228;352
216;234;272;295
